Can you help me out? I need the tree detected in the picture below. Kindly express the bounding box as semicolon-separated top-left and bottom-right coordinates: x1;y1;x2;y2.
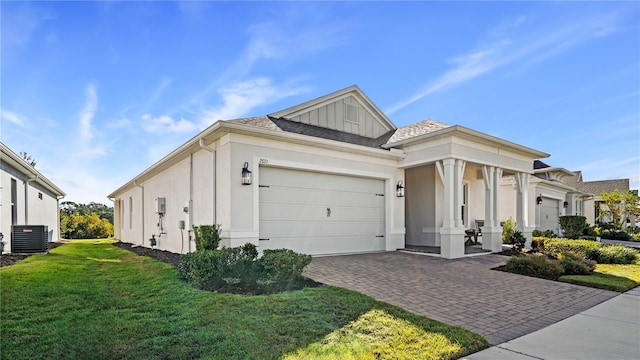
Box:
19;151;36;167
59;201;114;239
597;189;640;230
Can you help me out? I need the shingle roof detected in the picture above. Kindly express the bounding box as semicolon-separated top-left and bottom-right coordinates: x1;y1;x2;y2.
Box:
385;120;450;144
227;116;395;148
576;179;629;195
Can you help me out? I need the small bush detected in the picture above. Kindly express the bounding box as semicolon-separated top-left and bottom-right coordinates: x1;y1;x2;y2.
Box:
193;224;221;251
502;217;516;244
533;229;556;238
586;245;638;264
559;216;588;239
543;238;602;258
179;245;259;290
509;230;527;252
505;255;564;280
258;249;312;283
558;253;595;275
531;237;546;251
600;229;631;241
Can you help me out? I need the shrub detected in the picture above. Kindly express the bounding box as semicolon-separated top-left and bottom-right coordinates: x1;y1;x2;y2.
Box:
193;224;221;251
586;245;638;264
509;230;527;252
600;229;631;241
502;217;516;244
505;255;564;280
531;237;547;251
543;238;602;258
559;216;588;239
258;249;312;283
179;244;259;290
532;229;556;238
558;253;595;275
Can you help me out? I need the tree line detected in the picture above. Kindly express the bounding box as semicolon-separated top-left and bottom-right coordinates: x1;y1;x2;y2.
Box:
60;201;114;239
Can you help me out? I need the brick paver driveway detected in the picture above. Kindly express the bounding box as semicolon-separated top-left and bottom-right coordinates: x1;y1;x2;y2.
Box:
304;251;618;345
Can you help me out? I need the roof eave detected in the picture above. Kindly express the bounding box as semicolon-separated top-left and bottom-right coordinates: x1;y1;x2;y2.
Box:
384;125;550;159
1;143;66;197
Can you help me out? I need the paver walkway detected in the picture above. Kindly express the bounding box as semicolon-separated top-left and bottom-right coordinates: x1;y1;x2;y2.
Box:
304;252;618;345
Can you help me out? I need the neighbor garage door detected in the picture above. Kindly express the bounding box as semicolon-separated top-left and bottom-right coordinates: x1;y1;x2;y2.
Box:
539;197;560;235
259;167;385;255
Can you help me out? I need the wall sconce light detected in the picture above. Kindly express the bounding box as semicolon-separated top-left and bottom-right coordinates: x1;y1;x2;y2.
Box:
396;180;405;197
563;201;569;208
241;162;252;185
536;194;543;205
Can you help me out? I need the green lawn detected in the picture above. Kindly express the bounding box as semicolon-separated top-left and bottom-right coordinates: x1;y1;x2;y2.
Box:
559;259;640;292
0;240;487;359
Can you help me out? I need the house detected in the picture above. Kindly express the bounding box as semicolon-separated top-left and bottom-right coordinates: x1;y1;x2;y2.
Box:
1;142;66;253
108;85;552;259
565;172;632;227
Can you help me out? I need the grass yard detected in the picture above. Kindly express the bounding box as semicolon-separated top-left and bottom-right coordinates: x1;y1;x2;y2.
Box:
559;259;640;292
0;240;487;359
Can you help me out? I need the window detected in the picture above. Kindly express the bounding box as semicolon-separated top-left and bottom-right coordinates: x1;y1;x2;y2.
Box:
461;183;469;226
129;196;133;230
11;178;17;225
120;200;124;229
345;103;359;124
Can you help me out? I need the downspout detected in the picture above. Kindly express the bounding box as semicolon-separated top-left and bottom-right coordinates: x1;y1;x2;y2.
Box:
24;176;38;224
134;180;145;246
198;138;217;225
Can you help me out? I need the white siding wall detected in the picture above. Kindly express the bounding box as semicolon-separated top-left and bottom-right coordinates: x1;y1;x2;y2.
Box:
1;162;60;252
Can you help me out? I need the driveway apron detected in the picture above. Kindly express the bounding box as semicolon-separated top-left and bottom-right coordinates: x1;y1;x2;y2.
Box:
304;251;618;345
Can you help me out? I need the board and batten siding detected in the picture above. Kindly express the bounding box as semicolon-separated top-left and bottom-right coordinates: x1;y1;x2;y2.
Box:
289;96;388;139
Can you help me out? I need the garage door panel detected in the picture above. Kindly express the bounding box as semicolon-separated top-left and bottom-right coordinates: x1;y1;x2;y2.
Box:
260;187;384;207
259;167;386;255
260;204;384;222
260;220;384;237
260;236;385;255
261;167;384;193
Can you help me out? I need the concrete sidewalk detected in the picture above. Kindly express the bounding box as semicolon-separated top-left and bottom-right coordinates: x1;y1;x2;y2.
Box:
464;287;640;360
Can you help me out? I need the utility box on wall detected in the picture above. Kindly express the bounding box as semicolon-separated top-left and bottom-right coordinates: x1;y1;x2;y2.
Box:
11;225;48;253
155;197;166;215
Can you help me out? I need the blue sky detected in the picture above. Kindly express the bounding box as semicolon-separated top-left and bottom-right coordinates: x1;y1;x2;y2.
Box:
2;1;639;204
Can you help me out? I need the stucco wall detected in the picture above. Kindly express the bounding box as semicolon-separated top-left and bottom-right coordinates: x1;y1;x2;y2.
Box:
1;161;60;252
405;165;437;246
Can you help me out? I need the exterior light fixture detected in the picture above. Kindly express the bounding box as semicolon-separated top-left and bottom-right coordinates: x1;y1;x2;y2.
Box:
563;201;569;208
396;180;405;197
149;234;157;247
536;194;543;205
242;162;252;185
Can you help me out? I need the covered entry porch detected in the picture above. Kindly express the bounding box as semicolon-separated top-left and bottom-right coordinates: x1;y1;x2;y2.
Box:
387;124;549;259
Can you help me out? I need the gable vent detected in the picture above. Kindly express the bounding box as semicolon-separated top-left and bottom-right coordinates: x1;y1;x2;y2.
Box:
345;103;359;124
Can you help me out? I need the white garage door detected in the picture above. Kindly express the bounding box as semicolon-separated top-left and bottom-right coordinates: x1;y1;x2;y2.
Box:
259;167;385;255
539;197;560;235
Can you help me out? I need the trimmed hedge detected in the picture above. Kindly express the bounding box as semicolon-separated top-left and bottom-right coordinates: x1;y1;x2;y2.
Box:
586;245;638;264
179;244;312;293
505;255;564;280
600;229;631;241
542;238;602;258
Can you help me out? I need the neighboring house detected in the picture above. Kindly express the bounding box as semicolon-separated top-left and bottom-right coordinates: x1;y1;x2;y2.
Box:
1;142;66;253
567;174;631;226
109;85;550;259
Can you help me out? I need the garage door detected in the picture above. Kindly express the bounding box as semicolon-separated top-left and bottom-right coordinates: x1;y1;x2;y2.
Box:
539;197;560;235
259;167;385;255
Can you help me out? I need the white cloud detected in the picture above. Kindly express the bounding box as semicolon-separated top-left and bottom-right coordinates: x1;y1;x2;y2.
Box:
78;83;98;142
199;78;310;126
141;114;197;133
387;9;626;115
1;109;27;126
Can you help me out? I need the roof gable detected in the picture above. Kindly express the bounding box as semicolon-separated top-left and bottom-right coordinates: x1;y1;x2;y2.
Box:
269;85;396;139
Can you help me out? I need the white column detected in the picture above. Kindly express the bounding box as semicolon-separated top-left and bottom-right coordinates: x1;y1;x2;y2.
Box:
454;159;466;228
439;158;465;259
515;172;533;249
482;165;503;252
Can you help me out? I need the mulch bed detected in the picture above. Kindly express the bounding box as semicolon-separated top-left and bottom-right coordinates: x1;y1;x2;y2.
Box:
112;241;182;268
1;242;66;268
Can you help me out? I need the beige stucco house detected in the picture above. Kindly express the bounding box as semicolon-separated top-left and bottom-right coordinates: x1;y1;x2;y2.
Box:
1;142;65;253
109;86;554;259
